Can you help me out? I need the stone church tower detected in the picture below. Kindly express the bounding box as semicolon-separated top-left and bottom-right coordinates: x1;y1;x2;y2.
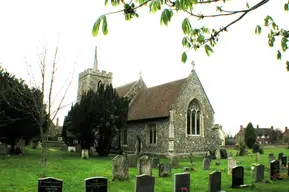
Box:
77;47;113;102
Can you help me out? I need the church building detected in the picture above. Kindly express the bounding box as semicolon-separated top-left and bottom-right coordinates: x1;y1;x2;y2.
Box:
77;47;217;157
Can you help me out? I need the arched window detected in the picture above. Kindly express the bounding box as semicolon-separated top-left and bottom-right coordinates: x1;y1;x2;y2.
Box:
187;99;202;135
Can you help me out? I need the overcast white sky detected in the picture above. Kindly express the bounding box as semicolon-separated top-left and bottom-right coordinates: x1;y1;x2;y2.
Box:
0;0;288;135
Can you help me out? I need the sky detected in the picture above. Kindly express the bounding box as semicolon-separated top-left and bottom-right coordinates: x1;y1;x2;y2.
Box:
0;0;288;135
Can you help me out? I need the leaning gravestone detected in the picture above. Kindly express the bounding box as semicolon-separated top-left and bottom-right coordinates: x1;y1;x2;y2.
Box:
112;155;129;181
151;157;160;169
281;156;287;168
171;156;179;168
256;152;260;162
203;157;210;170
138;155;152;176
278;152;283;161
227;157;237;174
38;177;63;192
0;143;8;155
270;160;280;180
85;177;107;192
174;173;190;192
128;154;138;168
231;166;248;188
208;171;222;192
134;174;155;192
158;163;172;177
254;164;265;182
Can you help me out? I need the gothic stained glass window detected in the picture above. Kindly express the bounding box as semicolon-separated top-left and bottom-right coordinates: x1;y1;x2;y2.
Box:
187;99;202;135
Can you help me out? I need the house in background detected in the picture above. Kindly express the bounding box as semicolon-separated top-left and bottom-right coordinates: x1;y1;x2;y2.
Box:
212;124;226;146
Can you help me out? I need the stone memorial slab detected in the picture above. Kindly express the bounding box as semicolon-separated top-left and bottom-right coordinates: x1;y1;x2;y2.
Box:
158;163;172;177
254;164;265;182
82;149;89;159
138;155;152;176
208;171;222;192
278;153;283;161
256;152;260;162
220;149;228;159
151;157;160;169
128;154;138;168
171;155;179;168
203;157;210;170
68;146;76;152
281;156;287;168
215;149;221;160
174;173;190;192
270;160;280;180
227;157;237;174
268;153;274;161
38;177;63;192
112;155;129;181
85;177;107;192
134;174;155;192
228;152;232;158
232;166;248;188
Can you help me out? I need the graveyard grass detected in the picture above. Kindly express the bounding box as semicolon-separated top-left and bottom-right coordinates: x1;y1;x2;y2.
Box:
1;147;289;192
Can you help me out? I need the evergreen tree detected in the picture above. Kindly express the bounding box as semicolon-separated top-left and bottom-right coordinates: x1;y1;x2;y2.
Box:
244;122;257;149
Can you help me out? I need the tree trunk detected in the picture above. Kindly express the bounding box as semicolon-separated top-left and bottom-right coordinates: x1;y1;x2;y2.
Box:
41;134;47;167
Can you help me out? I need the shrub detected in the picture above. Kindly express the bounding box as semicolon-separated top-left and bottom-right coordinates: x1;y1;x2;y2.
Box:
252;143;264;154
244;122;257;149
236;142;247;156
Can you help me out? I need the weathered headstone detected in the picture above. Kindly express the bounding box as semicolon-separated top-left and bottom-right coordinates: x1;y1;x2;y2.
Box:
138;155;152;176
128;154;138;168
171;155;179;168
281;156;287;168
151;157;160;169
228;152;232;158
0;143;8;155
227;157;237;174
254;164;265;182
85;177;107;192
68;146;76;152
220;149;228;159
256;152;260;162
232;166;248;188
174;173;190;192
112;155;129;181
268;153;274;161
203;157;210;170
82;149;89;159
158;163;172;177
270;160;280;180
278;152;283;161
215;149;221;160
208;171;222;192
38;177;63;192
134;174;155;192
37;141;42;150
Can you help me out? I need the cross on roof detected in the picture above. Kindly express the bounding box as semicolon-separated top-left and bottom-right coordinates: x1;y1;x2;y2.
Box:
191;61;195;71
139;70;142;78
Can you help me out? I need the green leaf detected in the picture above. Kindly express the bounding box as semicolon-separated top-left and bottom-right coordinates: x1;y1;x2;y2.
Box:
182;37;191;48
281;37;288;52
286;61;289;71
92;16;102;37
182;18;192;35
216;6;222;12
277;50;282;60
104;0;108;6
246;2;250;8
264;15;273;26
101;15;108;35
149;0;161;13
160;9;173;26
285;3;289;11
181;52;187;63
255;25;262;35
204;44;214;56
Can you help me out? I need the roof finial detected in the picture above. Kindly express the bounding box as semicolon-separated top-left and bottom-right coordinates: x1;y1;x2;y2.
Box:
191;61;195;71
139;70;142;79
93;46;98;70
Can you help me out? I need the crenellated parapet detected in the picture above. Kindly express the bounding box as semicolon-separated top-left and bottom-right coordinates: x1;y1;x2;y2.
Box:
79;68;113;79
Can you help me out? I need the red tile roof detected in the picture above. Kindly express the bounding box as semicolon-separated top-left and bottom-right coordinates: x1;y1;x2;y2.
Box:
115;81;137;97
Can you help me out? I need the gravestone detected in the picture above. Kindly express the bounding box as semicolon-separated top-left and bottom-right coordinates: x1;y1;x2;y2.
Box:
38;177;63;192
151;157;160;169
158;163;172;177
270;160;280;180
85;177;107;192
254;164;265;182
37;141;42;150
227;157;237;174
174;173;190;192
203;157;210;170
82;149;89;159
228;152;232;158
220;149;228;159
268;153;274;161
68;146;76;152
138;155;152;176
127;154;138;167
134;174;155;192
215;149;221;160
281;156;287;168
0;143;8;155
112;155;129;181
256;152;260;162
171;155;179;168
208;171;222;192
278;152;283;161
232;166;248;188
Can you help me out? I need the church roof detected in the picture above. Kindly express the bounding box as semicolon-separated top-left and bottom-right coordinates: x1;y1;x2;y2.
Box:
115;81;137;97
128;78;186;121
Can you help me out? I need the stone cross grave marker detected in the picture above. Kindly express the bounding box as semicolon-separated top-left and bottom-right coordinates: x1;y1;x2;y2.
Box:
171;155;179;168
231;166;248;188
268;153;274;161
256;152;260;162
151;157;160;169
174;173;190;192
208;171;222;192
128;154;138;168
138;155;152;176
158;163;172;177
254;164;265;182
215;149;221;160
227;157;237;174
85;177;107;192
134;174;155;192
278;152;283;161
270;160;280;180
203;157;210;170
281;156;287;168
38;177;63;192
0;143;8;155
112;155;129;181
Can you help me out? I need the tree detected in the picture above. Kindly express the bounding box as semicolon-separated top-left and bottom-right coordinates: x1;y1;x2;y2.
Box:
92;0;289;70
244;122;257;149
63;83;130;156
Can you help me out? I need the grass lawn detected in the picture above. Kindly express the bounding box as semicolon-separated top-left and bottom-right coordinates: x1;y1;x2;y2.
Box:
0;147;289;192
